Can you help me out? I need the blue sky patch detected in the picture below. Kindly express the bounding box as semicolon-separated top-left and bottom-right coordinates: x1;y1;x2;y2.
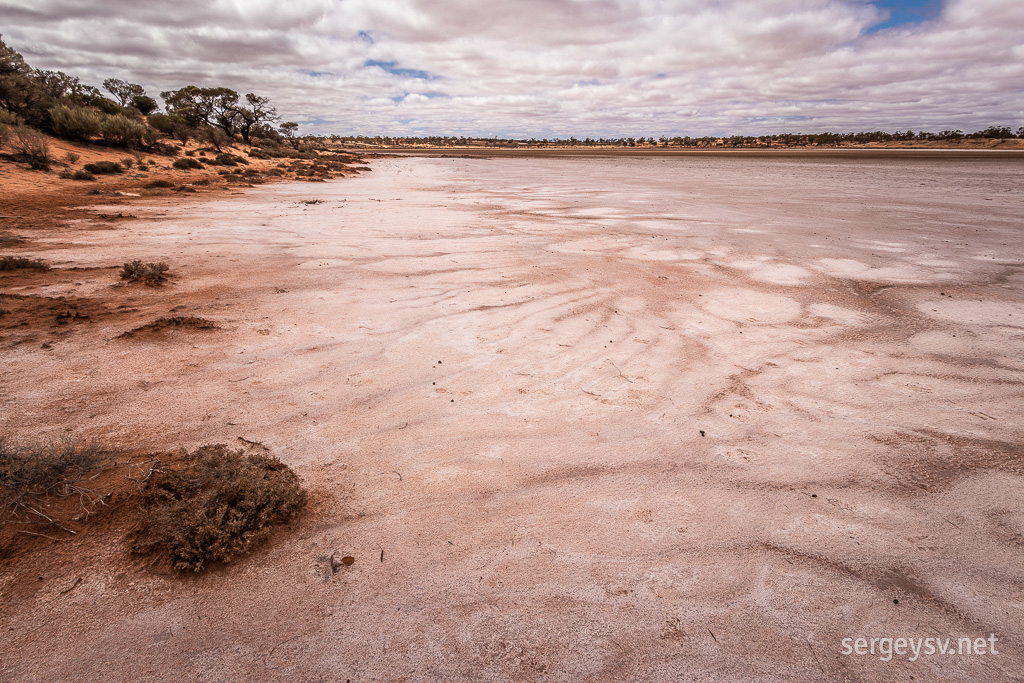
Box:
357;31;374;44
364;60;434;80
867;0;942;33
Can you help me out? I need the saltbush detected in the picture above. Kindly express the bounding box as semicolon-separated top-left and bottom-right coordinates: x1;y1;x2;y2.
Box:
83;160;122;174
48;104;102;141
128;444;307;572
99;114;147;147
172;157;202;170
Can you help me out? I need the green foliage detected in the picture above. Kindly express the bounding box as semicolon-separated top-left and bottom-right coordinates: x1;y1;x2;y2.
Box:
160;85;239;132
131;95;158;115
99;113;147;146
102;77;144;107
128;444;307;572
48;104;102;140
70;169;95;180
83;160;123;174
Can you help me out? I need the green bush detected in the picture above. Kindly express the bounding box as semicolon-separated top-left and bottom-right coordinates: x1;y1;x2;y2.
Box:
99;114;147;146
128;444;307;572
172;157;202;170
83;160;122;174
48;104;102;141
70;169;95;180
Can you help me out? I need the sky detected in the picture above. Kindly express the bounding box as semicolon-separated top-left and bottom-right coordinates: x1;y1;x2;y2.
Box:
1;0;1021;138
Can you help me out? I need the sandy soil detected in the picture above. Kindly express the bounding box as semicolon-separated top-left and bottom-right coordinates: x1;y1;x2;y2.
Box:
2;153;1023;681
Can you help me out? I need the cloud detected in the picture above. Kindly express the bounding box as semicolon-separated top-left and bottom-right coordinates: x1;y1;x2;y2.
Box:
1;0;1021;136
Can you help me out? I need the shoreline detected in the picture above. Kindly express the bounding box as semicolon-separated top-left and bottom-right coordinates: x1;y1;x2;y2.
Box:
372;146;1024;160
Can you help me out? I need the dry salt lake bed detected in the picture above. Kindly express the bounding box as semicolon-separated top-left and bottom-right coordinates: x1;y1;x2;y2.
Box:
2;152;1023;680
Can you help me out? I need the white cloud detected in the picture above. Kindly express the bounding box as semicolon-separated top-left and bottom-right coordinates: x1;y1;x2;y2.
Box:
1;0;1021;136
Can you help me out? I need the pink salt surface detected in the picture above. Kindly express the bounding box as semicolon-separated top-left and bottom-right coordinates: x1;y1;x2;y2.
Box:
2;154;1023;681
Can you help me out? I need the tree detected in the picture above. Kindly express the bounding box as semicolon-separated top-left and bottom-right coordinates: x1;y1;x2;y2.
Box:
161;86;239;134
0;34;30;76
103;78;145;107
233;93;278;145
131;95;158;115
279;121;298;147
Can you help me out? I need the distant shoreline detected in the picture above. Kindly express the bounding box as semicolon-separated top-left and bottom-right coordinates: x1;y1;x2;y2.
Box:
369;146;1024;160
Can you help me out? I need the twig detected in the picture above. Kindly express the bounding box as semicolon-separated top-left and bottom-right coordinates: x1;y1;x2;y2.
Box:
60;577;83;595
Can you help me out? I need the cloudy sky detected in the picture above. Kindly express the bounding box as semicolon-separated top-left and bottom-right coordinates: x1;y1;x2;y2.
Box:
2;0;1022;137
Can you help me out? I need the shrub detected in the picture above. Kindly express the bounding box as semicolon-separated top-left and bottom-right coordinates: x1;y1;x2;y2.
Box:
143;179;174;189
120;259;169;284
128;444;306;572
120;156;134;170
83;160;122;174
70;169;95;180
172;157;202;170
10;125;50;169
48;104;102;141
0;437;106;527
64;151;80;164
99;114;147;146
0;255;49;270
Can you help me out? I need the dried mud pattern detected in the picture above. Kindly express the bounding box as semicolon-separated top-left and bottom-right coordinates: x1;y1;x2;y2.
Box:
2;155;1023;681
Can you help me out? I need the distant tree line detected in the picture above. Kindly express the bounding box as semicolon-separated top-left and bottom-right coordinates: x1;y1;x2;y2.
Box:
0;34;300;166
329;128;1023;149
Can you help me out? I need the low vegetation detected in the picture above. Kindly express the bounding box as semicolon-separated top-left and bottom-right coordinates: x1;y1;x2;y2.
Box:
119;259;169;284
83;160;122;174
117;316;217;339
172;157;203;170
1;436;308;573
0;437;108;531
0;255;49;270
128;444;307;572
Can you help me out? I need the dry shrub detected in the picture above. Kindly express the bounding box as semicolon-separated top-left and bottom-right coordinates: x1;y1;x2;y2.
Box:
120;259;169;284
0;255;49;270
0;437;107;528
117;316;217;339
143;179;174;189
11;125;50;169
128;444;307;572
